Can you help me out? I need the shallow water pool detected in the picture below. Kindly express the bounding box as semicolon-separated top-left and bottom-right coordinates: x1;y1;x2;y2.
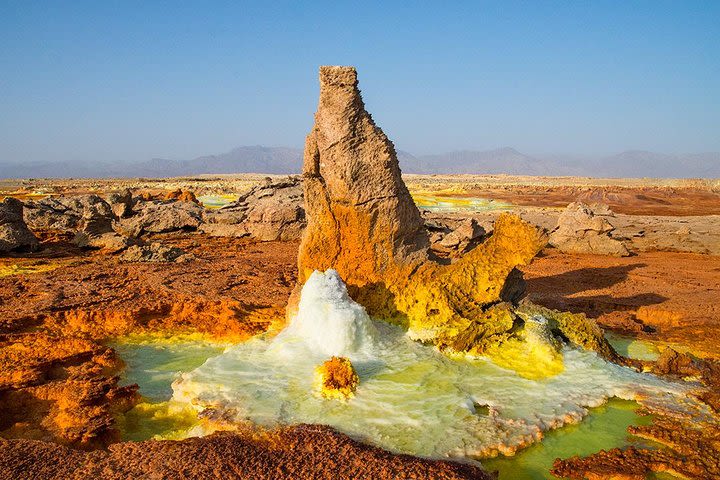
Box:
605;332;661;361
111;334;229;441
196;193;240;209
483;397;652;479
412;194;513;212
110;274;690;477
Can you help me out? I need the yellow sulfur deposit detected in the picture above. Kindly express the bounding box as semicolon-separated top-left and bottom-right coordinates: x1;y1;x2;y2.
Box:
294;66;617;371
314;356;359;400
483;317;566;380
0;262;64;278
118;400;201;441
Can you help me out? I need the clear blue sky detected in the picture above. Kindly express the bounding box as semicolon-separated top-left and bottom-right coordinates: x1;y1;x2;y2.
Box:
1;1;718;164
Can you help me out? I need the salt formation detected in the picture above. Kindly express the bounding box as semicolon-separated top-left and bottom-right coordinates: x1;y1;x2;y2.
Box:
169;66;703;463
172;268;696;458
276;270;378;357
293;66;613;360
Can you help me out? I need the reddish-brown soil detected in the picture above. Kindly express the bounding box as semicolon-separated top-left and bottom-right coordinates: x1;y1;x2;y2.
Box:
523;250;720;358
468;185;720;215
0;426;490;480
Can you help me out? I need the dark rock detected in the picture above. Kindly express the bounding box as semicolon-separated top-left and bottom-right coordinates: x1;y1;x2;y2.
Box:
0;198;39;253
116;201;204;237
202;177;305;241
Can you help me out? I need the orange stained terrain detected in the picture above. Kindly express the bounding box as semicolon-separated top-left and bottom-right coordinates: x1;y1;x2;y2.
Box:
0;235;298;448
523;249;720;359
0;230;719;478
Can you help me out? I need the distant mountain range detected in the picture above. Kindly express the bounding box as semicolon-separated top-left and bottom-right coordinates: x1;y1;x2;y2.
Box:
1;146;718;179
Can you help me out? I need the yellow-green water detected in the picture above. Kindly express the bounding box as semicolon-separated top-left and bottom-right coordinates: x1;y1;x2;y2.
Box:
110;334;229;441
196;193;240;209
605;332;661;361
110;278;684;477
483;398;652;479
412;193;513;212
114;336;667;477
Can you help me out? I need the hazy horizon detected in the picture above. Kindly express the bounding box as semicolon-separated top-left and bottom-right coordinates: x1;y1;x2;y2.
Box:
2;2;719;169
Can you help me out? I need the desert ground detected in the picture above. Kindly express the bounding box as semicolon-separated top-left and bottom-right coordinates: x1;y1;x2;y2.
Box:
1;67;719;480
1;172;719;479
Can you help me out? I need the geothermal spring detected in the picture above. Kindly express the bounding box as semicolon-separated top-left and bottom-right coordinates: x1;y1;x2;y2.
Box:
97;67;717;479
113;269;704;477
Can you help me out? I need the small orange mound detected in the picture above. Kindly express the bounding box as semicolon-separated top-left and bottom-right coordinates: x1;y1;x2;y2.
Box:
164;189;199;204
314;356;359;400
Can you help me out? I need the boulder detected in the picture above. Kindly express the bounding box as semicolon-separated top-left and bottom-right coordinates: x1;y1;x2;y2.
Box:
119;242;194;263
106;189;134;218
24;196;89;231
0;198;39;253
116;201;204;237
431;218;486;257
202;177;305;241
549;202;631;256
24;194;131;251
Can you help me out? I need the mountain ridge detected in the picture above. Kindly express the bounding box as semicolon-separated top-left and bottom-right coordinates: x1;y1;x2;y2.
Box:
1;146;718;179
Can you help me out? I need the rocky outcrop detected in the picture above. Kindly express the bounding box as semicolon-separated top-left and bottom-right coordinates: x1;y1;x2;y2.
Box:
0;198;39;253
294;66;612;361
163;189;199;204
106;189;134;218
424;215;486;258
24;197;82;232
119;243;194;263
23;195;130;251
71;196;131;252
298;67;430;287
115;200;204;237
202;177;305;241
549;202;631;256
26;193;205;244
